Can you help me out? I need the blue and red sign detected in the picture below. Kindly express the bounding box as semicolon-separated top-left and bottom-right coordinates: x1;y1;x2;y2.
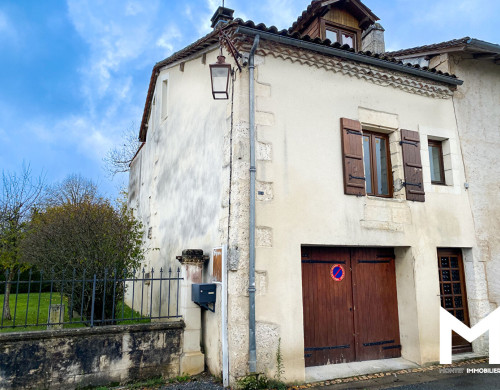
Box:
330;264;345;282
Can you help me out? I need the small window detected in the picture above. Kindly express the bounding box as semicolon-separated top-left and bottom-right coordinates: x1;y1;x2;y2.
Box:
326;28;356;49
322;20;358;50
363;131;392;197
161;79;168;120
325;28;339;43
428;140;445;185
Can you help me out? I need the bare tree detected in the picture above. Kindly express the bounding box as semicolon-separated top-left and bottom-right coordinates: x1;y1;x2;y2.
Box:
0;164;45;320
103;124;143;177
44;174;101;207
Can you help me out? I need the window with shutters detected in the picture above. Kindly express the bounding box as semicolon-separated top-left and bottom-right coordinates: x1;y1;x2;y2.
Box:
341;119;426;202
362;131;392;197
428;140;446;185
401;129;425;202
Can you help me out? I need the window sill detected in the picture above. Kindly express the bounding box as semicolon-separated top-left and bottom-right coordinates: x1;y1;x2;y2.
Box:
365;195;404;204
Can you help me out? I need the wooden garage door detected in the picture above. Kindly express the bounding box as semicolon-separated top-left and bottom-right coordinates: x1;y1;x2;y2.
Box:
301;247;401;367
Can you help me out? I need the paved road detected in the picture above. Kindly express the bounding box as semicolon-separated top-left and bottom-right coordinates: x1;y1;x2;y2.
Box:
314;364;500;390
130;360;498;389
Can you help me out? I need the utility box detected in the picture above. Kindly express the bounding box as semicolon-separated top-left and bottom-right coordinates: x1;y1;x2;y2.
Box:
192;283;216;312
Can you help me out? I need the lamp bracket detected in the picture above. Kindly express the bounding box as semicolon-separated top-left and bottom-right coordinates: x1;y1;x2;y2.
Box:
218;28;242;72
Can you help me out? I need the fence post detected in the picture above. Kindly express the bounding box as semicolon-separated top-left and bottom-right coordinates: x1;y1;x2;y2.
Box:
47;304;65;330
177;249;208;375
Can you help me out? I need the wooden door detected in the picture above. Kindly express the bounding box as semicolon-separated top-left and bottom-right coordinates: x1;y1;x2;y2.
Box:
301;247;355;366
301;247;401;367
437;249;472;354
351;248;401;360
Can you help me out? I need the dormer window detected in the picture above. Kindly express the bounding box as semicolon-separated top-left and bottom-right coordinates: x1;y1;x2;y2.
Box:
290;0;379;53
322;20;358;50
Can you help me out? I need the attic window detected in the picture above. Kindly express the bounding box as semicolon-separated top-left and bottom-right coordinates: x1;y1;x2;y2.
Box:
322;20;358;50
326;28;355;47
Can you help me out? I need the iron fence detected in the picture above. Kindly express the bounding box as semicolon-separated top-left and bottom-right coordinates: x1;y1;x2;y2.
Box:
0;267;182;330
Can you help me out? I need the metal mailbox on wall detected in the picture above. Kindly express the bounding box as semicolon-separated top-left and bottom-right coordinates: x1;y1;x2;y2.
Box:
192;283;216;312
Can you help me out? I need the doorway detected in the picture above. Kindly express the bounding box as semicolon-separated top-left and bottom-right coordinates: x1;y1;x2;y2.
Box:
301;246;401;367
437;248;472;354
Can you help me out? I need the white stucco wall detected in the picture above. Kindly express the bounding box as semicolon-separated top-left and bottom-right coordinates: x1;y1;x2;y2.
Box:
224;50;481;383
449;54;500;314
128;41;495;385
128;47;230;377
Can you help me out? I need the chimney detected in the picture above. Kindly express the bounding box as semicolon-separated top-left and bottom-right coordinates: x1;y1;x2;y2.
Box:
361;23;385;54
211;6;234;29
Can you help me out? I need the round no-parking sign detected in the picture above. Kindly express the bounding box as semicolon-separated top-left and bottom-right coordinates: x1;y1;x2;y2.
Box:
330;264;345;281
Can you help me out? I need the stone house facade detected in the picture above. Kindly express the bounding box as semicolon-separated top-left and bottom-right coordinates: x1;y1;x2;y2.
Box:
389;38;500;319
128;0;498;385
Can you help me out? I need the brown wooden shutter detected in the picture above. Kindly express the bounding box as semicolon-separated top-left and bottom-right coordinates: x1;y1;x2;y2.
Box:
401;129;425;202
341;118;365;196
212;248;222;282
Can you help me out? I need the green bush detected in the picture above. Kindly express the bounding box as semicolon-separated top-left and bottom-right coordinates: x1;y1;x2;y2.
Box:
21;200;145;325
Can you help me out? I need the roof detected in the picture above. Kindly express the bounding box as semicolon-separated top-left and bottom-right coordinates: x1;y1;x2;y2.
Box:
138;20;462;142
138;27;222;141
290;0;379;33
387;37;500;58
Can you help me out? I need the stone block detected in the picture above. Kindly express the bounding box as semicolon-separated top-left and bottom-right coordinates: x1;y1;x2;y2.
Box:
256;181;274;202
358;107;399;130
180;351;205;375
183;329;203;352
364;205;392;222
255;82;271;97
257;141;272;161
256;271;268;296
256;227;273;247
392;206;411;224
255;112;275;127
360;220;404;232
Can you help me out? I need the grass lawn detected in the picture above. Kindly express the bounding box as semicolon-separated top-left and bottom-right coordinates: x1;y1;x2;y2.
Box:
0;293;149;332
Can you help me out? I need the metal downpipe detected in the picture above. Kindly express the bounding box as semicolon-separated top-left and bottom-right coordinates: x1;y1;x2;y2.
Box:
248;34;260;374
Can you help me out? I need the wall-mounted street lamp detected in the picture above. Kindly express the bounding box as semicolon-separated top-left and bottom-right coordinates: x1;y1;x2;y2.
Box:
210;28;242;100
210;54;232;100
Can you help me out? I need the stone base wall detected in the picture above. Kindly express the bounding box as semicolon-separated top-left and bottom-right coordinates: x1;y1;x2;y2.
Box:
0;322;184;390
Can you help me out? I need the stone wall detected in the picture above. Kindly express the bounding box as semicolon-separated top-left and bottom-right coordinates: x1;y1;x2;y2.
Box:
448;53;500;332
0;322;183;390
228;47;479;383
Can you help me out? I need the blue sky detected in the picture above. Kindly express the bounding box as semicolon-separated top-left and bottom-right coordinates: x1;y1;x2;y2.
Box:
0;0;498;199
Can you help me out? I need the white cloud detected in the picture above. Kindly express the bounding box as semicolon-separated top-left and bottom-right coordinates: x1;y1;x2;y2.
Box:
0;11;7;31
0;9;18;42
27;114;122;162
125;1;144;16
261;0;302;29
66;0;162;98
184;4;194;21
64;0;170;158
156;25;183;55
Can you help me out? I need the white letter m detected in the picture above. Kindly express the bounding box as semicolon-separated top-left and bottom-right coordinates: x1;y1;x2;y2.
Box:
440;307;500;364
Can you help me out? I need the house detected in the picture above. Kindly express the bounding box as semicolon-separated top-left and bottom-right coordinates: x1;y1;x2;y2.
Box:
128;0;498;385
388;39;500;321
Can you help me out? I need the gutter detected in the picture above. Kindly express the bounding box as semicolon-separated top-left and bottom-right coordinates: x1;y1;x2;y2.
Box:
248;34;260;374
466;38;500;54
236;26;463;86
